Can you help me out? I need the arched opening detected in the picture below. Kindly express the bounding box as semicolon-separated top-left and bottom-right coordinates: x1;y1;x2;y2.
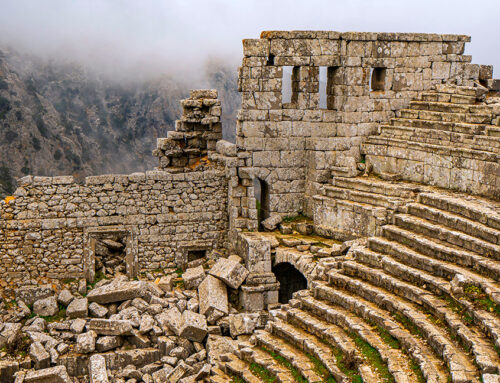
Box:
272;262;308;304
253;177;270;230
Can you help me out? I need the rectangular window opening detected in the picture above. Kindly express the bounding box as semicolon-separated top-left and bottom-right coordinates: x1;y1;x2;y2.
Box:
187;249;207;263
266;54;275;66
370;67;386;92
282;66;293;104
319;67;327;109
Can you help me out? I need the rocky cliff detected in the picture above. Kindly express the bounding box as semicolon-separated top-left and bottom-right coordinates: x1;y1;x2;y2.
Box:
0;50;239;197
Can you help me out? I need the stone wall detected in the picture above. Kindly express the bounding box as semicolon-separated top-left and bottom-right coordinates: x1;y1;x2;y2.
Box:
234;30;484;230
0;90;229;288
0;169;228;287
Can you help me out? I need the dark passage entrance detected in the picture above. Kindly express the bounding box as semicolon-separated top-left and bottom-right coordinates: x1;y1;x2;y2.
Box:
272;262;308;304
254;177;270;230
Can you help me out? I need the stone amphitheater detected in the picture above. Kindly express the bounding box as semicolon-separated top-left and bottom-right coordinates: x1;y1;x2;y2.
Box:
0;31;499;382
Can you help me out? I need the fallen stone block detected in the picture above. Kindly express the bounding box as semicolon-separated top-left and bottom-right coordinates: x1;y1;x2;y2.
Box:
103;348;160;371
96;335;123;352
66;298;88;319
157;275;175;293
157;336;175;356
208;258;249;289
179;310;208;343
0;323;22;348
89;302;108;318
57;289;74;306
261;214;282;231
15;286;54;306
29;342;50;370
89;319;133;336
229;313;260;338
167;361;188;383
198;275;228;324
76;331;97;353
70;318;87;334
156;307;183;336
86;281;148;304
89;354;109;383
182;266;206;290
24;366;71;383
206;335;237;365
33;296;59;317
128;329;151;348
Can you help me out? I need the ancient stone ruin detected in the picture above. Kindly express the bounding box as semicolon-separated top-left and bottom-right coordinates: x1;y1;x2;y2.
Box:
0;30;499;382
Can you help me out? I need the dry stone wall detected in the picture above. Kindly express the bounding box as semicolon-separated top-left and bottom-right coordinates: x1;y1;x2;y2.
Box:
0;169;228;287
235;30;486;231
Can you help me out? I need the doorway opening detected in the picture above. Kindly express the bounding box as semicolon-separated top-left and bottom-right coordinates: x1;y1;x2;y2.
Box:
254;177;270;230
272;262;308;304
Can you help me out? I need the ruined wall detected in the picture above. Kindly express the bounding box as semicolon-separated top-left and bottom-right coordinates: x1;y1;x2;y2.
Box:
0;169;228;286
0;90;229;288
234;31;482;230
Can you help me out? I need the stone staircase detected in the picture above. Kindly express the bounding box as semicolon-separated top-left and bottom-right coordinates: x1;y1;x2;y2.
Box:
216;180;500;382
362;84;500;199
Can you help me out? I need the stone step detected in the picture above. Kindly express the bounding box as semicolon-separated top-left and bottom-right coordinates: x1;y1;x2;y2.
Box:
324;272;481;382
210;366;233;383
409;100;473;114
390;118;486;134
332;176;420;199
353;247;451;297
285;304;360;366
378;126;500;154
398;108;493;124
304;284;449;383
253;330;324;383
367;236;500;307
420;92;477;104
239;346;296;383
382;225;500;281
363;136;500;163
340;260;500;375
394;214;500;260
434;84;483;97
224;354;263;383
418;192;500;231
267;318;349;382
380;125;476;143
323;185;405;210
407;203;500;245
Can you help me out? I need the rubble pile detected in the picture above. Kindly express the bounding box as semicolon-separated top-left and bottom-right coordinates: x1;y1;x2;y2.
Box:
0;255;257;383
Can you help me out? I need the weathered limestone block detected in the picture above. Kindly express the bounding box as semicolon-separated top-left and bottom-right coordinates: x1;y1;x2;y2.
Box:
179;310;208;343
198;275;228;324
15;287;54;306
156;307;183;336
0;323;22;349
238;233;272;274
89;319;133;336
57;289;74;307
70;318;86;334
96;336;122;352
158;275;175;293
86;281;149;304
216;140;237;157
0;360;18;383
167;361;188;383
76;331;97;354
261;215;282;231
206;335;237;365
228;313;260;338
29;342;50;370
33;296;58;317
66;298;88;319
89;302;108;318
182;266;206;290
24;366;71;383
208;258;249;289
89;354;109;383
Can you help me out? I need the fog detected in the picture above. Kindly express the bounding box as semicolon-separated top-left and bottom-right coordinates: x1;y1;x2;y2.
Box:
0;0;498;81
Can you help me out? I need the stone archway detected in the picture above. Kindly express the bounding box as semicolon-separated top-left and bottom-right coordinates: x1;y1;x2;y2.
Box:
272;262;308;304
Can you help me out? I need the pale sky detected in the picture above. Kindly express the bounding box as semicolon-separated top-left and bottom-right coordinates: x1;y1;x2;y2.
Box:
0;0;498;79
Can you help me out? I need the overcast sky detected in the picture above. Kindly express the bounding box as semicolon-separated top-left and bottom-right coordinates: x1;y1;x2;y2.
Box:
0;0;498;79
